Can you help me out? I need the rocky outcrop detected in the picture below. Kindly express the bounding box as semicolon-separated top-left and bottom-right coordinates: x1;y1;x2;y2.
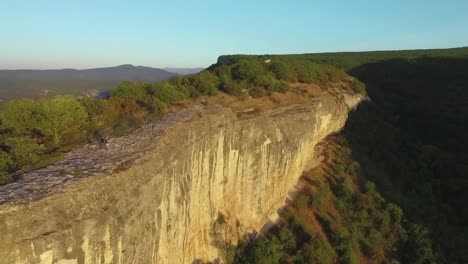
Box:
0;93;361;264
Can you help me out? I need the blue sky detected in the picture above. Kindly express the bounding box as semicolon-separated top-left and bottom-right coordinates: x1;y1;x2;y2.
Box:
1;0;467;69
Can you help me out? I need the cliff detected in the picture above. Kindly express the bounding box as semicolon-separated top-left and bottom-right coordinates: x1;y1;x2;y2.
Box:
0;92;362;264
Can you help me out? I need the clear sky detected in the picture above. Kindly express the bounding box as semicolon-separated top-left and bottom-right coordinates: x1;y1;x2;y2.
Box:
1;0;467;69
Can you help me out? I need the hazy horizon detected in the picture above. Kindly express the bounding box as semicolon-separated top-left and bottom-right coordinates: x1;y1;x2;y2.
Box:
2;46;468;71
0;64;207;71
1;0;467;70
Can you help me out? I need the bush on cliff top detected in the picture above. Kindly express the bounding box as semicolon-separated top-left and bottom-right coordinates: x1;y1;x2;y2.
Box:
0;56;357;184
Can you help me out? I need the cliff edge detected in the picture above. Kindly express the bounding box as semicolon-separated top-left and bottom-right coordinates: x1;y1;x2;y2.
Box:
0;91;362;263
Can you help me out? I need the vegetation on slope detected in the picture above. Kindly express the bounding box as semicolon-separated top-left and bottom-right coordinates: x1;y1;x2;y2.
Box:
0;58;354;185
229;137;438;264
222;46;468;71
343;56;468;263
230;47;468;264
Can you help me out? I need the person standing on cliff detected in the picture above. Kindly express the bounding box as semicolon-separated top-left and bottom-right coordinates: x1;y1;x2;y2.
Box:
93;131;109;149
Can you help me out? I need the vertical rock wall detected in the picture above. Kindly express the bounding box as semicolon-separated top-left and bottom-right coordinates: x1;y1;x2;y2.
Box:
0;94;357;263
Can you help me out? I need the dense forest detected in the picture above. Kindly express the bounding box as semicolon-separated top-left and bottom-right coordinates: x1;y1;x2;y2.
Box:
222;47;468;71
231;48;468;263
344;56;468;263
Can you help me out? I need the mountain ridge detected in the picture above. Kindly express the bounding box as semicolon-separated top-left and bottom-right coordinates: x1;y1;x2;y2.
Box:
0;64;174;100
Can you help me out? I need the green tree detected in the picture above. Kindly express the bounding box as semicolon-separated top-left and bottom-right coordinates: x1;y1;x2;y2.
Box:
79;96;105;128
401;224;437;264
0;150;14;185
270;60;296;81
189;71;220;96
351;79;366;94
299;238;335;264
278;227;296;252
4;137;44;168
109;81;147;101
168;75;192;98
251;237;284;264
1;99;40;135
147;81;187;103
38;96;88;146
251;74;287;93
231;60;265;80
213;65;232;79
219;76;247;97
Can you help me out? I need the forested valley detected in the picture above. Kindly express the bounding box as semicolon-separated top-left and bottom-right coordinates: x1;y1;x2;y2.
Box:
230;49;468;264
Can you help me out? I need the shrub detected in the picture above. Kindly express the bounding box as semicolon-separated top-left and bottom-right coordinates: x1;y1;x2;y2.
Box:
293;194;309;209
299;238;335;264
37;96;88;146
79;96;105;129
218;76;244;97
110;81;147;101
231;60;265;80
248;236;284;264
213;65;232;79
1;99;40;134
250;87;267;98
294;61;321;83
4;137;44;168
352;79;366;94
270;60;297;81
0;151;14;185
147;81;187;103
278;227;296;252
252;74;288;93
188;71;220;96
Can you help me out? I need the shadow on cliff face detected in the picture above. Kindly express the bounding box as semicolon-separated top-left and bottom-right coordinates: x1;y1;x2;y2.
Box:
342;57;468;263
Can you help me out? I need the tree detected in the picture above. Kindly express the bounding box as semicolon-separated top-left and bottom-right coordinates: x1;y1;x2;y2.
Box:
219;76;248;98
250;237;284;264
147;81;187;103
0;150;14;185
231;60;265;81
251;74;287;93
299;238;335;264
270;60;296;81
278;227;296;252
351;79;366;94
189;71;220;96
37;96;88;146
0;99;40;135
401;224;437;264
213;65;232;79
4;137;44;168
109;81;147;101
168;75;192;98
79;96;105;128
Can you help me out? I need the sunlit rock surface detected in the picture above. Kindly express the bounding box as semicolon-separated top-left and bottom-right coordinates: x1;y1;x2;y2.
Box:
0;93;361;263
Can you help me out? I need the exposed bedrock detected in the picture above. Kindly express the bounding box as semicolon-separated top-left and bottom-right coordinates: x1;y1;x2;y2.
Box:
0;93;362;264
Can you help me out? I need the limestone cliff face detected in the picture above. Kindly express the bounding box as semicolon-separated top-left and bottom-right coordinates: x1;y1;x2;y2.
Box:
0;94;360;264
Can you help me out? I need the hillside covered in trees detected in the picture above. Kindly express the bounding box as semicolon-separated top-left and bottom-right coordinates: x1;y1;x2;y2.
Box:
231;47;468;263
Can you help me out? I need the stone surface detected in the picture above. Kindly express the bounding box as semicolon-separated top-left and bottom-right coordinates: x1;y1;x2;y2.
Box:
0;92;361;264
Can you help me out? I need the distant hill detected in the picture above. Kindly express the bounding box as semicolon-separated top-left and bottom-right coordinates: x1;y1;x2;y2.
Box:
0;64;174;100
164;67;205;75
